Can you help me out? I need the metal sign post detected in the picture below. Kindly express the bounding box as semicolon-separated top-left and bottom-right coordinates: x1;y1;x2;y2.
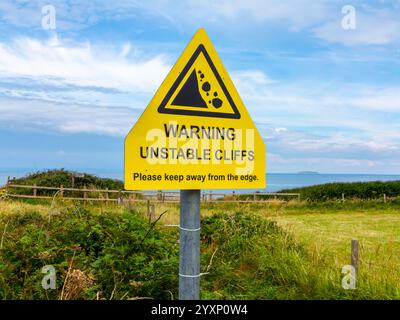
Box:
179;189;200;300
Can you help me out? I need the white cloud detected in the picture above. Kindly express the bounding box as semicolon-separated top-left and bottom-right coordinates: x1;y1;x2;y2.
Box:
0;97;140;136
232;72;400;164
0;0;330;30
120;42;131;58
0;1;125;30
231;70;274;97
263;125;400;168
265;152;399;173
349;87;400;112
0;36;170;94
189;0;331;29
238;78;400;130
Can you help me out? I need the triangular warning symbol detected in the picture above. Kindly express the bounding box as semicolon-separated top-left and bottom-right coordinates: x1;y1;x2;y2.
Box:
158;44;241;119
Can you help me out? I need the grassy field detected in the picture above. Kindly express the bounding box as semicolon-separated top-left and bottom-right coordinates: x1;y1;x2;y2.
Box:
268;202;400;298
111;199;400;299
0;198;399;299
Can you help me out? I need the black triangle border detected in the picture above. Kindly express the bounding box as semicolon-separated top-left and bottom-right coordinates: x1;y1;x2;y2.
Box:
158;44;241;119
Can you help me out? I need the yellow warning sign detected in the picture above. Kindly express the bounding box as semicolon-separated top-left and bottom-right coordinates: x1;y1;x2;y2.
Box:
125;28;266;190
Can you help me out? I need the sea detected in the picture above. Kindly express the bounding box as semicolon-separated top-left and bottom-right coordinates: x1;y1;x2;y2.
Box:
1;168;400;193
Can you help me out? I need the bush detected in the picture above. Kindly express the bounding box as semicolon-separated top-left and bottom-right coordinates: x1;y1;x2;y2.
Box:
280;181;400;201
0;204;178;299
200;212;327;299
8;169;125;199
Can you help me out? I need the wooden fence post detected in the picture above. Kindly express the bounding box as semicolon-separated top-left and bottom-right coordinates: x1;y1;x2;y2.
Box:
118;190;122;204
33;184;37;197
128;194;133;208
384;194;387;203
132;193;136;205
342;193;345;202
150;204;155;223
351;239;359;275
60;185;64;198
147;200;150;222
83;186;88;201
105;188;109;204
5;176;10;196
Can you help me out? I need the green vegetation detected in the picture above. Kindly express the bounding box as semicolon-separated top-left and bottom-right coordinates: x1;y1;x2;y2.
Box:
7;169;124;198
1;173;400;300
0;201;178;299
200;212;321;299
1;198;400;300
280;180;400;201
10;169;123;190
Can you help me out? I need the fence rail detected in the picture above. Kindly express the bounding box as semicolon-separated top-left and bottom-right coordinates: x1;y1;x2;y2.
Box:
3;184;300;203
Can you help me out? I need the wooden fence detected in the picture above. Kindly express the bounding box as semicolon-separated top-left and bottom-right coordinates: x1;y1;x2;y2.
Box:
3;184;300;203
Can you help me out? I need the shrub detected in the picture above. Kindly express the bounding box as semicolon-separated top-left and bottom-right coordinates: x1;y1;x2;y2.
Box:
0;204;178;299
7;169;129;199
280;181;400;201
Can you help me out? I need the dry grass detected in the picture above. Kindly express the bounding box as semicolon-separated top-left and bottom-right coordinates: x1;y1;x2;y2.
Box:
0;200;49;216
61;269;95;300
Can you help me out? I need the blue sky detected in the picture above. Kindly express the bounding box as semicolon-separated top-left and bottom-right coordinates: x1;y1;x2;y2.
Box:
0;0;400;174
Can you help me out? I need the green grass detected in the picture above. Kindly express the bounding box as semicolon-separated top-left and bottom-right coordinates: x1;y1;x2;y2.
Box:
1;198;400;299
269;203;400;299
